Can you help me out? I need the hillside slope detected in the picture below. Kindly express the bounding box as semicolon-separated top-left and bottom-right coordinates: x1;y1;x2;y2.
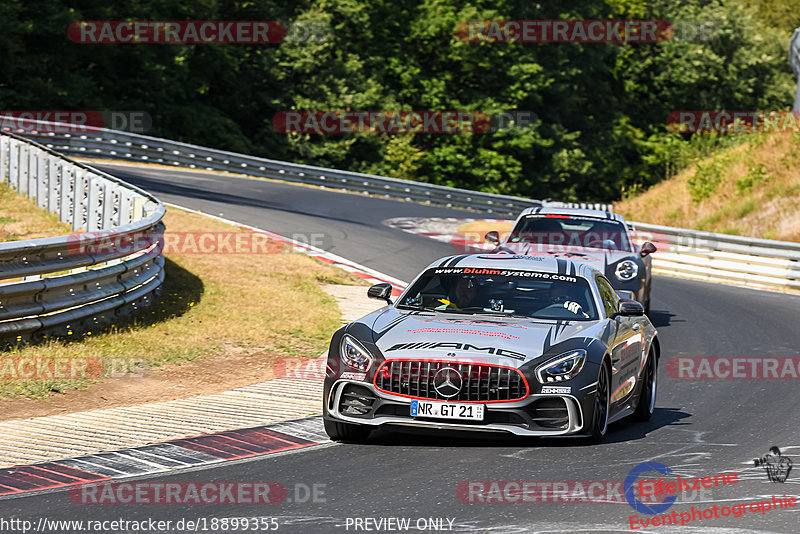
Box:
614;134;800;242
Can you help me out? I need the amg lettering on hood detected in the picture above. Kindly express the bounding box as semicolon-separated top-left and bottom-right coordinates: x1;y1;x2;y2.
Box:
386;342;526;360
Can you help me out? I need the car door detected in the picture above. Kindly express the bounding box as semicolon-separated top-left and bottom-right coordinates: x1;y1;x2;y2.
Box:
596;275;642;410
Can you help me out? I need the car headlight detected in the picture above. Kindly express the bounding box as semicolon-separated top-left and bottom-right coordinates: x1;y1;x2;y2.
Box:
615;259;639;281
340;335;373;371
536;350;587;383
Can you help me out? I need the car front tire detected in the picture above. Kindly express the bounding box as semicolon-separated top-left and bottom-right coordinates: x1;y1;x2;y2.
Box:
634;348;657;421
324;417;372;443
588;362;611;443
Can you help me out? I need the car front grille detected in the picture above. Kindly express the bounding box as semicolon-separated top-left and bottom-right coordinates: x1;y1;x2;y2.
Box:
374;360;528;402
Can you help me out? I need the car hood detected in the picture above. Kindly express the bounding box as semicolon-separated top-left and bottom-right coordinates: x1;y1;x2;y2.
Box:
500;243;634;271
370;311;604;368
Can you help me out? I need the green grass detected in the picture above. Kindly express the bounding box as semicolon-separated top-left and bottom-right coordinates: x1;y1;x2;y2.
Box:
1;207;366;398
735;198;756;219
0;182;70;244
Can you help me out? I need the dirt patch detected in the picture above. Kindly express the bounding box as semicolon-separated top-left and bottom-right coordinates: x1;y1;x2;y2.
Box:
0;346;310;421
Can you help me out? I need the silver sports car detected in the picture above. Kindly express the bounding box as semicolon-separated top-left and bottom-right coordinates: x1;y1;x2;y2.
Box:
487;207;656;313
323;254;660;442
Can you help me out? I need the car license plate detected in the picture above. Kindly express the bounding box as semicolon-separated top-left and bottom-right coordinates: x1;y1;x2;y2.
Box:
410;400;484;421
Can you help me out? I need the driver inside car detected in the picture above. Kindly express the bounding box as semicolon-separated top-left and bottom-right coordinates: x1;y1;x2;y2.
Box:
549;284;589;317
437;276;480;311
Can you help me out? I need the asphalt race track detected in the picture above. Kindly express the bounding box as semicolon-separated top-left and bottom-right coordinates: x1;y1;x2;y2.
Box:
4;163;800;533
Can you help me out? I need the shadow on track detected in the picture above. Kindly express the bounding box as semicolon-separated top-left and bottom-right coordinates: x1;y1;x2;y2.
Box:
647;307;680;328
357;407;691;449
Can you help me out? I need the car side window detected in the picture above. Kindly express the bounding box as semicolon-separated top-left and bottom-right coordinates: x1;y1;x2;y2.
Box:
595;275;619;317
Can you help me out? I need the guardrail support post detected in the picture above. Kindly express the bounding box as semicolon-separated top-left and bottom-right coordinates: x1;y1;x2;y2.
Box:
102;182;117;228
59;165;74;225
36;149;48;209
0;136;8;184
8;140;19;189
132;196;145;221
47;157;59;212
18;143;29;196
86;174;102;231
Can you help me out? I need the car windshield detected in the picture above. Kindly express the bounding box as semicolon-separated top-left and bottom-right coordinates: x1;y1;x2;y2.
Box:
508;215;633;252
397;267;598;321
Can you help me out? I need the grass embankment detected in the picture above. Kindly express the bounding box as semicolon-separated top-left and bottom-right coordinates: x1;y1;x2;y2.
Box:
615;134;800;242
0;183;71;241
0;197;365;398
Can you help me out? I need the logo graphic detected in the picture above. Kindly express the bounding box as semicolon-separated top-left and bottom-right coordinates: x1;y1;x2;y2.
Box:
433;367;463;398
754;447;793;483
625;462;677;515
541;386;571;394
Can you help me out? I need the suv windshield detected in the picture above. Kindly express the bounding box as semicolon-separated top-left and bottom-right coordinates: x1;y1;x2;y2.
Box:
398;267;598;321
508;215;633;252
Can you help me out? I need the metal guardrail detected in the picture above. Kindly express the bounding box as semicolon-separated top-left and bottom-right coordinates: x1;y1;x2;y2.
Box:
3;119;560;216
5;120;796;296
630;222;800;294
0;131;166;343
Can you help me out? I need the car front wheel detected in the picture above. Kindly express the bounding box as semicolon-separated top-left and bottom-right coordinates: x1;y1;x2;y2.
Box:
634;348;657;421
589;362;611;442
324;417;371;443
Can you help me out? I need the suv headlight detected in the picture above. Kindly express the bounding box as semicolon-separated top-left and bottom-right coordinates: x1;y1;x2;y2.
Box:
536;350;587;382
340;335;373;371
615;259;639;281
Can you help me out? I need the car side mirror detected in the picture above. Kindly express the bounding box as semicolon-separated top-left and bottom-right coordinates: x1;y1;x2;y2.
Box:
485;231;500;246
612;298;645;318
367;283;393;304
640;241;657;257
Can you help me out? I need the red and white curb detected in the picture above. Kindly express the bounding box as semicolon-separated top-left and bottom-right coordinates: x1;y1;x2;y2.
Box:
384;216;510;253
0;208;409;491
0;357;336;498
0;416;327;499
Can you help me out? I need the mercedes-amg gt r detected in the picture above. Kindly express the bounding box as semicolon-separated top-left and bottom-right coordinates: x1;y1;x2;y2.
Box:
323;254;660;443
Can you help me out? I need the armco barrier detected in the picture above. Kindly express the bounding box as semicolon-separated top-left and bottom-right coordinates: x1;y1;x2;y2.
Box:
631;222;800;294
0;131;165;343
5;120;798;296
5;119;558;216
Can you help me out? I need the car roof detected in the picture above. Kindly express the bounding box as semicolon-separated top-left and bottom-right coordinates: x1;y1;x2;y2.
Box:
518;206;627;224
425;253;599;279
